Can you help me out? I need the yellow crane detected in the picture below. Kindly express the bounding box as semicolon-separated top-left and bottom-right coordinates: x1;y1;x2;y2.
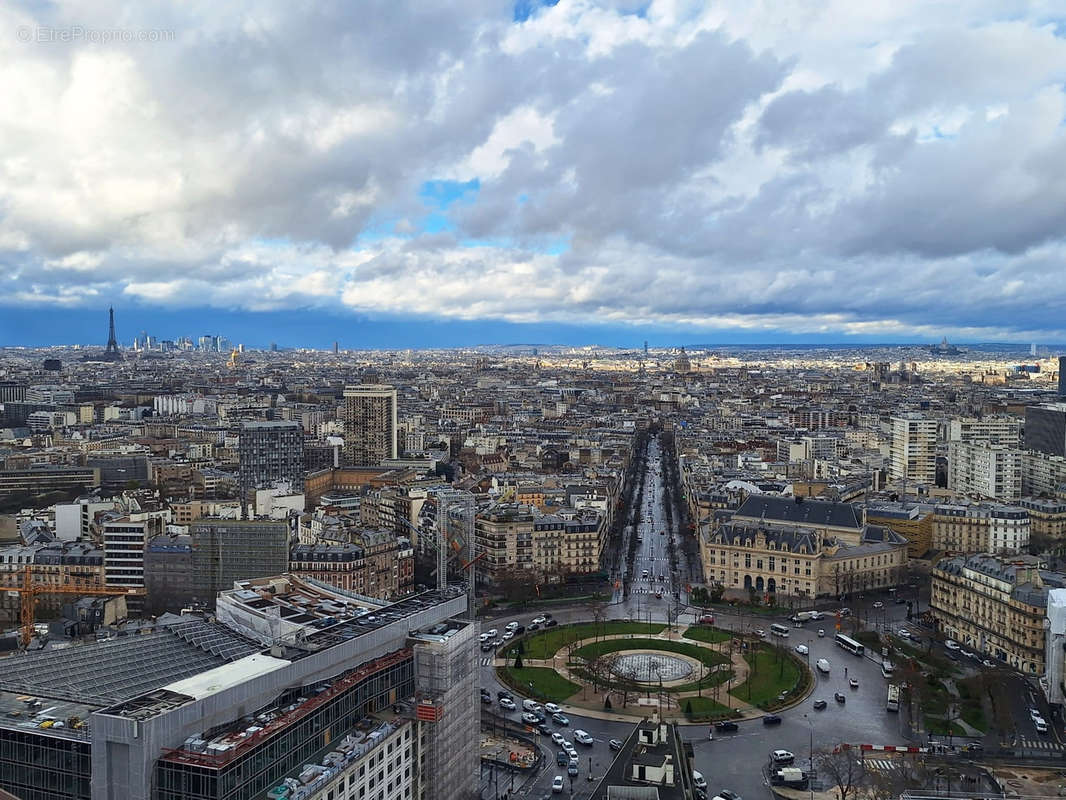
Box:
0;565;145;648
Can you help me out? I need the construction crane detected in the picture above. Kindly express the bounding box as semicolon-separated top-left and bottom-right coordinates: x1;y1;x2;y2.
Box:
0;565;145;648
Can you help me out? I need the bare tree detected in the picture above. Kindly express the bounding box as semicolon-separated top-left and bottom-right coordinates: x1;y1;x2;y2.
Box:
815;747;862;800
592;602;609;641
607;656;640;709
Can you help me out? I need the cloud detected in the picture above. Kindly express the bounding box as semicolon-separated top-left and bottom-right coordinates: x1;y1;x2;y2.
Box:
2;0;1066;342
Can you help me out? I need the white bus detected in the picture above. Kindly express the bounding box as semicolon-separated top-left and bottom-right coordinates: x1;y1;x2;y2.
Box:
886;684;900;712
834;633;864;656
769;623;790;638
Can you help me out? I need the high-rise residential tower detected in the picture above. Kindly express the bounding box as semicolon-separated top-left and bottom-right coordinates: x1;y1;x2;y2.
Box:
342;385;398;466
238;420;304;498
890;413;938;485
1024;403;1066;458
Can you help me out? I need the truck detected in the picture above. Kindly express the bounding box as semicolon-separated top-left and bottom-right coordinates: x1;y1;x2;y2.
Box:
771;768;809;789
790;611;822;623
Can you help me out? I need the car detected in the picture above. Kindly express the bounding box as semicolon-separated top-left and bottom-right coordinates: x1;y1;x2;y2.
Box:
754;629;766;638
762;714;782;725
502;631;515;640
564;745;577;759
715;790;741;800
557;751;569;765
506;620;520;630
1036;719;1049;734
1030;707;1044;720
849;678;859;688
945;651;959;662
523;699;542;712
528;623;540;631
552;713;570;726
552;776;564;793
482;694;492;704
574;729;593;745
840;607;851;617
492;639;504;647
479;632;491;642
795;644;809;655
486;628;498;638
513;625;526;634
982;659;996;668
960;649;974;658
817;629;825;637
497;690;513;700
544;703;561;714
714;721;739;732
700;614;715;625
692;771;708;789
873;601;884;609
532;616;547;625
567;761;579;777
521;712;539;724
481;642;494;652
813;699;827;710
771;750;795;765
834;692;846;703
944;639;960;651
552;731;565;745
499;697;516;710
609;738;624;751
898;629;910;639
655;591;662;598
545;619;558;627
538;721;552;735
895;597;906;604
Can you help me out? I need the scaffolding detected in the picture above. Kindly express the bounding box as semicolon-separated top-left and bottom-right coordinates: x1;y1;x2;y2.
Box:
436;489;476;615
412;622;479;800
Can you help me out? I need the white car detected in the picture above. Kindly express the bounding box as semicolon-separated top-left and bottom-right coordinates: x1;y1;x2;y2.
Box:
693;770;707;789
771;750;795;764
551;732;565;746
506;621;520;630
479;633;491;642
544;703;561;714
944;639;960;651
898;629;910;639
817;629;825;637
521;712;539;724
553;776;564;793
574;730;593;745
499;697;516;710
795;644;809;655
754;629;766;638
502;631;515;640
532;616;547;625
485;628;498;638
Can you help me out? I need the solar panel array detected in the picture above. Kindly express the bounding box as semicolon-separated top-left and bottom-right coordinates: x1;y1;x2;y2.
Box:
0;630;230;706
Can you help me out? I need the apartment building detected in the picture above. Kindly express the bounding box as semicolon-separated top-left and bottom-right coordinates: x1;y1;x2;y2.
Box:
101;510;171;612
865;501;934;558
947;441;1023;501
890;413;938;484
947;416;1022;447
931;553;1066;674
1020;498;1066;555
290;533;414;600
1025;403;1066;458
238;420;304;498
1020;450;1066;497
342;385;398;466
932;503;1031;554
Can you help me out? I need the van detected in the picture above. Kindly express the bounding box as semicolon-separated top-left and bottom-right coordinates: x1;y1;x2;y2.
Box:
816;659;831;674
523;699;541;712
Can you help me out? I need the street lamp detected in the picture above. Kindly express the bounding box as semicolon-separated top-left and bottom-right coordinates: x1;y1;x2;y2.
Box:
803;713;814;800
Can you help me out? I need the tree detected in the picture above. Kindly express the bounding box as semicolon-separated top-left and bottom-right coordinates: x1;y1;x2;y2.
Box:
517;639;525;655
592;602;609;641
607;656;640;709
684;699;693;715
514;653;523;670
815;747;862;800
709;582;725;603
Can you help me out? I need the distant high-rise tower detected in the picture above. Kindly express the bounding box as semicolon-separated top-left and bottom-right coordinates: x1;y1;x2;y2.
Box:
1031;343;1038;357
643;340;649;356
334;341;339;354
1059;356;1066;397
100;306;123;361
342;385;398;466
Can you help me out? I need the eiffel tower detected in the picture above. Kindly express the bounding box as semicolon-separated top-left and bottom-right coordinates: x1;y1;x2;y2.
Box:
101;306;123;361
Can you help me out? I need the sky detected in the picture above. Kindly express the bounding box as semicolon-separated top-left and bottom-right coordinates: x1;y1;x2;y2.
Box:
2;1;1066;348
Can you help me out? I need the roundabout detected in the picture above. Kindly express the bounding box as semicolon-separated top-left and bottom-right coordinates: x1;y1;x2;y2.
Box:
496;621;812;722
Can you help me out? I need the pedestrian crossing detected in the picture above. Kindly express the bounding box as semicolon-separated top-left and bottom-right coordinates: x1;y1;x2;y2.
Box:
480;657;493;666
1017;739;1064;751
860;759;897;773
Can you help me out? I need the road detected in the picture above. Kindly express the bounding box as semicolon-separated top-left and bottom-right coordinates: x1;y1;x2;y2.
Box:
478;437;933;799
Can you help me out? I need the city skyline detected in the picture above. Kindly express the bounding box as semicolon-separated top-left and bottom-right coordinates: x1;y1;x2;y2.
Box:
3;2;1066;344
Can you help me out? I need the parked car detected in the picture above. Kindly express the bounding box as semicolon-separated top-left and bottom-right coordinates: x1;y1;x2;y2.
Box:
552;732;565;746
700;614;715;625
608;739;624;751
813;699;827;710
834;692;846;703
982;659;996;668
944;639;960;651
499;697;516;710
795;644;809;655
771;750;795;765
714;721;739;732
714;790;741;800
556;751;568;765
692;771;707;789
898;630;911;640
544;702;561;714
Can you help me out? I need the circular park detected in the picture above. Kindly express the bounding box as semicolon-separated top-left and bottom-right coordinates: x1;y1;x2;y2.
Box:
495;620;813;722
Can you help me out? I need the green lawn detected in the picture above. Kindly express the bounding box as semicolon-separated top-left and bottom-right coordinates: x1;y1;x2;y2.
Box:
683;695;731;716
960;702;987;732
571;637;729;669
502;666;581;703
925;718;967;737
682;626;731;644
519;621;666;659
729;645;804;707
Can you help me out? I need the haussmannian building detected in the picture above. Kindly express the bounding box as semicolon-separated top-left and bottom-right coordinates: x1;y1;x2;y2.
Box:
700;496;908;599
931;553;1066;674
931;502;1031;554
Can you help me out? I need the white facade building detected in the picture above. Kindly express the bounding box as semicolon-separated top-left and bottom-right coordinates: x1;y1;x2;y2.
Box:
890;414;938;485
948;441;1023;501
